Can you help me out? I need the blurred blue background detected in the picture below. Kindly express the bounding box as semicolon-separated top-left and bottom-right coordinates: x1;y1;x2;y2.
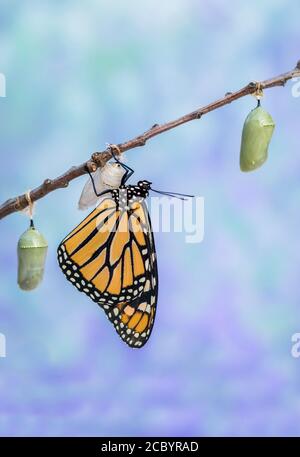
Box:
1;0;300;437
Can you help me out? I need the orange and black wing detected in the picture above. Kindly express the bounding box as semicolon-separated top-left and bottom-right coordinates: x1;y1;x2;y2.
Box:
104;200;158;347
58;197;149;304
57;197;158;347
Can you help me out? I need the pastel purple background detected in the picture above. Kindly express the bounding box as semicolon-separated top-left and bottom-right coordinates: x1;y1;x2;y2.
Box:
1;0;300;436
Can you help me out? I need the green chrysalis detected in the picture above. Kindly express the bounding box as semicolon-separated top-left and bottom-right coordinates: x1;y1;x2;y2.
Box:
17;221;48;291
240;104;275;172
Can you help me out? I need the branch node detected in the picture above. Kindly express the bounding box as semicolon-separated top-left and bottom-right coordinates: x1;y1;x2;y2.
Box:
91;152;98;161
44;179;52;187
136;137;146;146
196;111;203;119
296;60;300;70
14;197;23;211
248;81;257;91
91;152;105;165
151;123;159;129
86;160;97;173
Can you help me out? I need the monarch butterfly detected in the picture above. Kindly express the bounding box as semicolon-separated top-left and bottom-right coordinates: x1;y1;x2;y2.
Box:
57;146;191;348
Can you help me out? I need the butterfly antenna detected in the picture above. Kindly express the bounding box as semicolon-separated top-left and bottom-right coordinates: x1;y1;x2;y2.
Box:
150;188;194;201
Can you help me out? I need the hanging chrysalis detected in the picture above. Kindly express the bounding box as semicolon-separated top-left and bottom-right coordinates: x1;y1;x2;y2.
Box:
17;192;48;291
78;161;125;210
240;85;275;172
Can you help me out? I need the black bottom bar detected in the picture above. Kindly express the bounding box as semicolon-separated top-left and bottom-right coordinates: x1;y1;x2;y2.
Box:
0;436;298;454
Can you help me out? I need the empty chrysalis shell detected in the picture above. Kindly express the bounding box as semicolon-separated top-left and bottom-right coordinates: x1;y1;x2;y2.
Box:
17;222;48;291
78;162;125;210
240;105;275;172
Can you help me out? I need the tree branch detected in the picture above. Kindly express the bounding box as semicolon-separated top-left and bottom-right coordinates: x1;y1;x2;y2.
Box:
1;60;300;220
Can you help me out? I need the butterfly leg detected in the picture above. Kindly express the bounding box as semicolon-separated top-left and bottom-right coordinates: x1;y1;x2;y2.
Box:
109;146;134;185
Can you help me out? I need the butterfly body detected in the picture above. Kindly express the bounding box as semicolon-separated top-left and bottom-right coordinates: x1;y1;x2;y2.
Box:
57;179;158;348
110;180;152;208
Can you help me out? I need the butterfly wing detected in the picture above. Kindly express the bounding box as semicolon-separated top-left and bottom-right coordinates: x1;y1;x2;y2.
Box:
104;200;158;348
57;197;158;347
58;197;149;303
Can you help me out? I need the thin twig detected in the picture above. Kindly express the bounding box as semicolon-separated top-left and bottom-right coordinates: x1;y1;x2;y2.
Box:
1;61;300;220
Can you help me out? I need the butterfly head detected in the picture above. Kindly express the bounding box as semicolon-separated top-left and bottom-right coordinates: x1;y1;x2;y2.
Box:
133;180;152;197
137;180;152;190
